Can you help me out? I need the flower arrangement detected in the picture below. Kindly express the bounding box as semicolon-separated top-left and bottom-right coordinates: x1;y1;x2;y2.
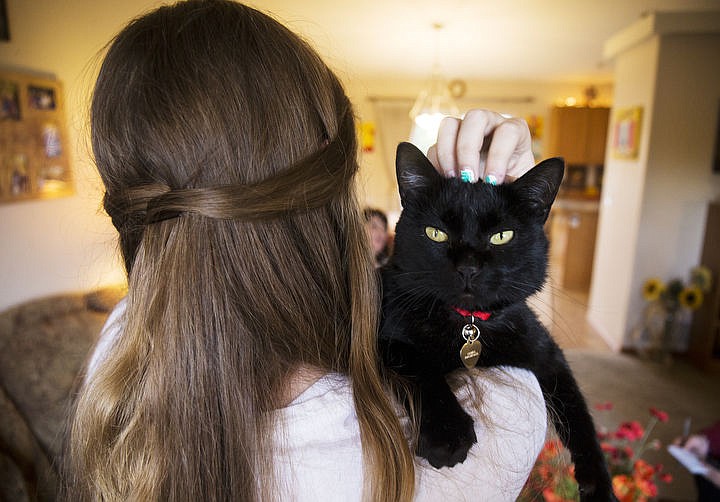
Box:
518;438;578;502
633;265;713;360
597;405;673;501
641;266;711;311
518;405;672;502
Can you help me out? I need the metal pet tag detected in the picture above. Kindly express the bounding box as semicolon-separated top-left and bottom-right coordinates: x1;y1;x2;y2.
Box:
460;323;482;369
460;340;482;369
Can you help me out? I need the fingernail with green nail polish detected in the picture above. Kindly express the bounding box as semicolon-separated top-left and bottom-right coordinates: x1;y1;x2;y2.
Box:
460;169;474;183
485;174;498;185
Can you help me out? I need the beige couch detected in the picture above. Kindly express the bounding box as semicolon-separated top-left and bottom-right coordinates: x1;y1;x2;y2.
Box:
0;287;125;501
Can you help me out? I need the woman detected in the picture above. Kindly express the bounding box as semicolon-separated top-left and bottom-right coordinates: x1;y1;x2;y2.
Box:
678;422;720;501
363;207;391;267
65;1;544;500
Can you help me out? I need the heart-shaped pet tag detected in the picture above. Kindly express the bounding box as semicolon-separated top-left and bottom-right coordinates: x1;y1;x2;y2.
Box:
460;339;482;369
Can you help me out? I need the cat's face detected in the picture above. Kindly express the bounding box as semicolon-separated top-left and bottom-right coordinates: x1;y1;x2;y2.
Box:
391;142;564;314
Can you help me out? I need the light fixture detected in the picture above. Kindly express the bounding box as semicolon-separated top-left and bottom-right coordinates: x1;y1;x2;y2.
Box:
409;22;459;154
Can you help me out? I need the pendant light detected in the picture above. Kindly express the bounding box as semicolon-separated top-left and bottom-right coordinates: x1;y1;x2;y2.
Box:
409;22;459;153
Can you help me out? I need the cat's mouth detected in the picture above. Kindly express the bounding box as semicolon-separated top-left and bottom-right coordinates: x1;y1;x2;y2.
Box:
458;293;480;304
454;294;491;314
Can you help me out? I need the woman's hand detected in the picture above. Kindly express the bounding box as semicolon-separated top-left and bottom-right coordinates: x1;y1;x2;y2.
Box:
426;109;535;185
683;434;711;459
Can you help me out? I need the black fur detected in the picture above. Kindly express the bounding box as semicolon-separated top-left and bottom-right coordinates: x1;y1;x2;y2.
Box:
380;142;615;501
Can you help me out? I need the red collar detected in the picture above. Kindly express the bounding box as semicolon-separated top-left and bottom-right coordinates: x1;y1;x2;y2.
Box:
452;306;491;321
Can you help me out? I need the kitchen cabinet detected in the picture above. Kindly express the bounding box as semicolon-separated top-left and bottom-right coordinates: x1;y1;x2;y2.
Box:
546;106;608;293
547;106;610;166
549;202;599;292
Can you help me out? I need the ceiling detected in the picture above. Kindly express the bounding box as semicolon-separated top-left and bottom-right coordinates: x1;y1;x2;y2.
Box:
251;0;720;83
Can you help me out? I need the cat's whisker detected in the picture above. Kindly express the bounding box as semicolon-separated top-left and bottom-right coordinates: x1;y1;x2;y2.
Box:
384;288;436;316
498;281;578;342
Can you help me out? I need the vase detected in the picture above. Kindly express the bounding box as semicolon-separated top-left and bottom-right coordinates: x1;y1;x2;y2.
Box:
631;302;676;364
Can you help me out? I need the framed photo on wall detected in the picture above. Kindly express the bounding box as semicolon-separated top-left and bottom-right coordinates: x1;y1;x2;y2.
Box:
0;71;74;203
612;106;643;160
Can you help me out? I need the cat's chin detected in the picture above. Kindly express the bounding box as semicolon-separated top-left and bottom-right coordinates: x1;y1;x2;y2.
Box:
451;295;491;313
453;295;478;309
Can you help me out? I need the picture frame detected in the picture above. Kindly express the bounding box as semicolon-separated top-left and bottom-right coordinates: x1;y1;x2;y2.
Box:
611;106;643;160
0;71;74;203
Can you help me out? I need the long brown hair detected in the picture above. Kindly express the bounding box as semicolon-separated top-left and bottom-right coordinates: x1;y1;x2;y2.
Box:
65;1;414;500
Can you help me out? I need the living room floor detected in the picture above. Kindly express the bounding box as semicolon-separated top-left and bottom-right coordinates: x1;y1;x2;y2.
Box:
543;276;720;501
546;286;612;352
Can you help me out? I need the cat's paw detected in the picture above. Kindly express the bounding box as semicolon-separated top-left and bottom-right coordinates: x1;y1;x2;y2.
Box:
578;482;619;502
416;409;477;468
575;459;617;502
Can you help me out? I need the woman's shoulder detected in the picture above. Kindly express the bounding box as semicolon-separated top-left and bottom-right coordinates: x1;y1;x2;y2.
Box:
414;366;546;501
276;373;357;445
454;365;545;422
273;373;364;501
276;367;546;501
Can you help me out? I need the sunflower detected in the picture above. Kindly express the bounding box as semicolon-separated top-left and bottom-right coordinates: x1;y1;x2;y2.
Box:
690;266;713;293
679;286;704;310
642;278;665;302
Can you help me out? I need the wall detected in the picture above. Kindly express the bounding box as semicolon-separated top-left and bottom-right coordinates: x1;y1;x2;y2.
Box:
588;38;659;351
627;34;720;339
589;16;720;350
0;1;160;311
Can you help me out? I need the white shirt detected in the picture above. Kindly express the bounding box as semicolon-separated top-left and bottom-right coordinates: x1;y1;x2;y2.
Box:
89;300;547;501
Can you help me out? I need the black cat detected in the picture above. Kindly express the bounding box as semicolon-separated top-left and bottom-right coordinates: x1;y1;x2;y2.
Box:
379;142;614;501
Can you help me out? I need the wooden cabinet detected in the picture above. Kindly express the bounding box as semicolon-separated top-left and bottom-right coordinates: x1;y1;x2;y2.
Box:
546;106;608;292
688;202;720;372
549;204;599;292
547;106;610;165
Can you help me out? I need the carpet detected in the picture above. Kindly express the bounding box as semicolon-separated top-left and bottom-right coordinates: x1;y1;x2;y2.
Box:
566;349;720;501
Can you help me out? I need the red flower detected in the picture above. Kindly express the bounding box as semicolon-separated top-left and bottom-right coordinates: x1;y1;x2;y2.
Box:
616;421;645;441
538;439;562;462
536;464;552;481
633;459;655;481
649;407;669;422
519;408;674;502
636;478;658;497
601;443;618;455
542;487;575;502
542;488;562;502
612;475;634;502
545;439;561;454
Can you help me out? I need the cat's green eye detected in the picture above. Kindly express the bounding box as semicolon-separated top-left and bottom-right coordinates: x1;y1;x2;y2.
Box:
490;230;514;245
425;226;448;243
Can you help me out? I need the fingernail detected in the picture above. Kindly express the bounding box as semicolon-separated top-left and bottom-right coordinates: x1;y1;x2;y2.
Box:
484;174;498;185
445;170;456;178
460;168;475;183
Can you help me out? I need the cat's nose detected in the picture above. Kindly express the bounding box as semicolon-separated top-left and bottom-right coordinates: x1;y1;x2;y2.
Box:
457;265;480;286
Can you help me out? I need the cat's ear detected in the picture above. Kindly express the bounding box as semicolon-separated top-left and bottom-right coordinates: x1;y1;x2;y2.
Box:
395;142;442;203
511;157;565;222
